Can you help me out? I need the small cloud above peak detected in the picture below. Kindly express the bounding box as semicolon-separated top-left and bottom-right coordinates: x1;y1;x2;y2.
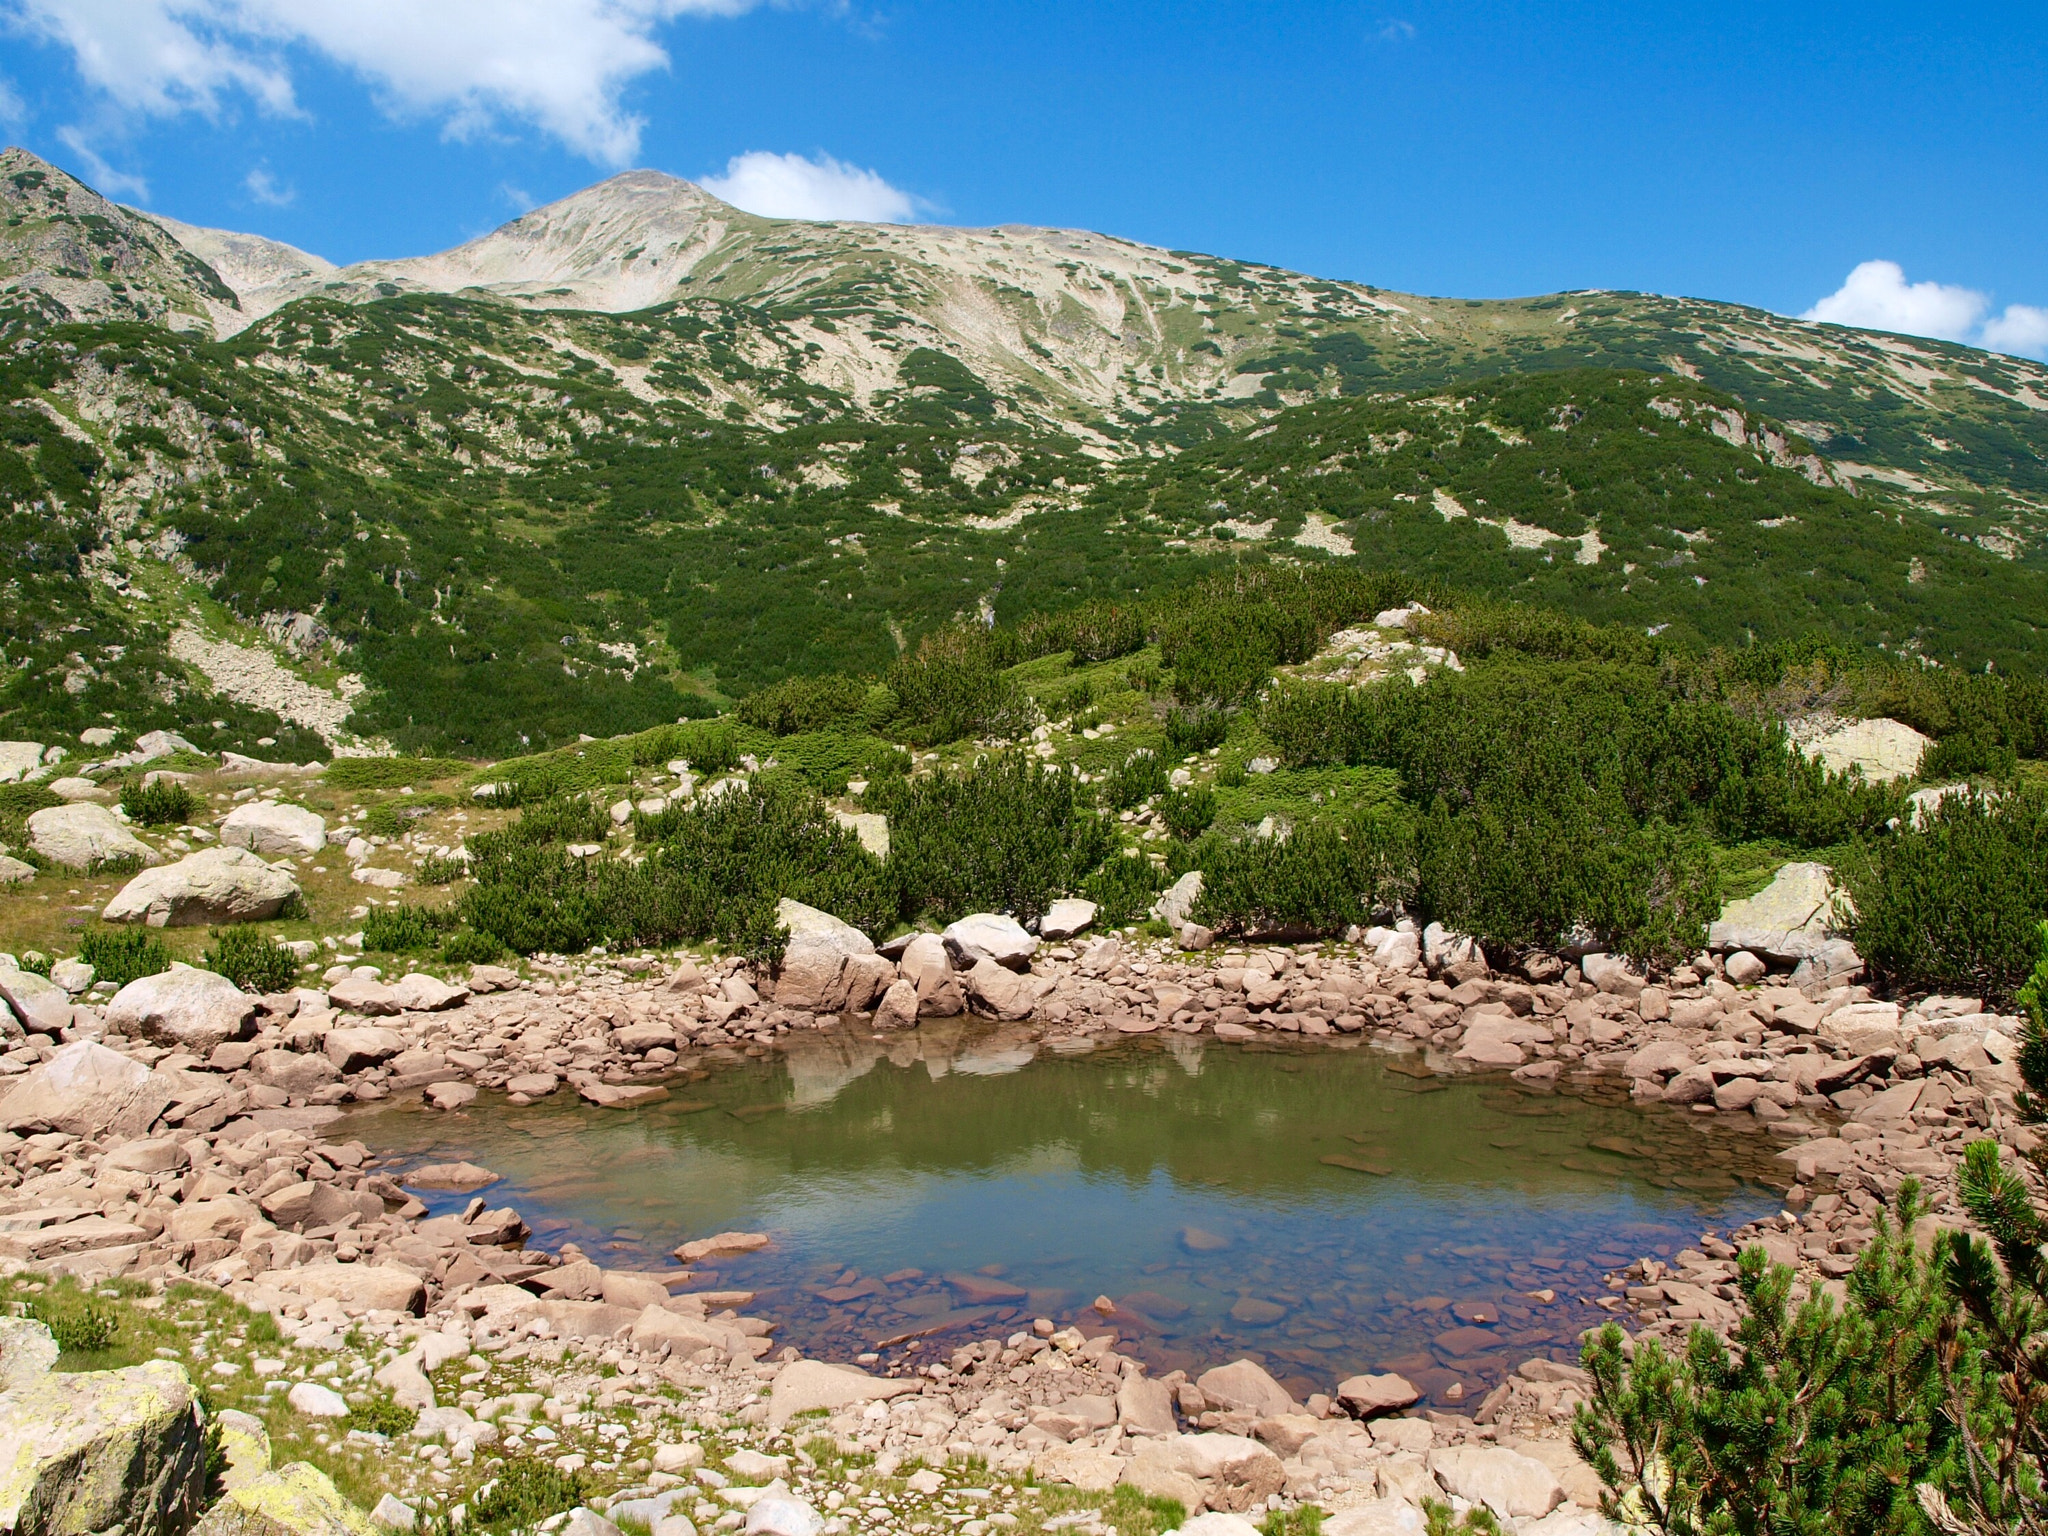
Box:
700;150;919;223
1803;259;2048;361
243;165;293;206
54;125;147;199
1375;19;1417;42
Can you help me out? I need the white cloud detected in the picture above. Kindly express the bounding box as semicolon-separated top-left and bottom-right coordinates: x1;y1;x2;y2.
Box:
499;182;537;213
1803;259;2048;361
8;0;757;164
1375;19;1416;42
1982;304;2048;360
243;164;291;204
0;76;27;127
54;124;148;198
700;149;918;222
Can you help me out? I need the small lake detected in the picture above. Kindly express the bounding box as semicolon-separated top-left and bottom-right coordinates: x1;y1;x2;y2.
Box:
344;1027;1788;1405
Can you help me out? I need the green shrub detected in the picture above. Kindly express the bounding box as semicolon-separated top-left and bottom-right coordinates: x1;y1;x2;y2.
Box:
1190;812;1414;938
468;1459;587;1532
1840;787;2048;1002
1159;786;1216;840
1574;1185;1951;1536
16;950;48;976
0;783;60;845
1164;708;1228;756
879;752;1114;927
345;1400;418;1437
201;929;299;994
119;779;196;826
1103;750;1169;810
493;794;611;847
361;905;457;952
415;853;469;885
26;1291;118;1353
1082;854;1170;927
440;929;506;965
322;757;472;791
887;626;1036;746
737;673;869;735
79;926;169;988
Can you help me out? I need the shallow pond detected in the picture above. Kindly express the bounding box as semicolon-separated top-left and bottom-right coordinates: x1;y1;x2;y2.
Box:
344;1026;1790;1405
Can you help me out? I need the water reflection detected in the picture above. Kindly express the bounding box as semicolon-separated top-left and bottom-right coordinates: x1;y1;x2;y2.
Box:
344;1027;1788;1404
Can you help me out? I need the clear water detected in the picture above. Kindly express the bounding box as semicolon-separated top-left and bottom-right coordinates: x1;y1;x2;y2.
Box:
343;1024;1787;1405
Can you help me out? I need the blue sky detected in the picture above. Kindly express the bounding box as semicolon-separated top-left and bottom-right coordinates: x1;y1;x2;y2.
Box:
5;0;2045;355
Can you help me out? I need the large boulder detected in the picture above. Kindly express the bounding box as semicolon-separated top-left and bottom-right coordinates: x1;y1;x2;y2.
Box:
1131;1433;1284;1514
105;966;257;1053
250;1049;342;1096
389;974;468;1012
194;1461;379;1536
1797;717;1931;784
0;1357;208;1536
961;959;1050;1020
0;1040;159;1137
1154;871;1204;930
1336;1372;1421;1418
831;810;890;860
219;802;327;858
766;1359;918;1429
1039;899;1098;941
164;1198;262;1245
1426;1445;1564;1520
1708;862;1843;962
103;848;301;927
943;913;1038;972
326;976;400;1016
0;743;44;784
0;968;74;1035
773;900;875;1012
1196;1360;1297;1418
26;803;160;870
321;1026;406;1072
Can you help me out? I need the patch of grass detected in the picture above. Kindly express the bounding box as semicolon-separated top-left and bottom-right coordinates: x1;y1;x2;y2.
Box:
25;1291;119;1354
467;1459;588;1532
323;757;473;791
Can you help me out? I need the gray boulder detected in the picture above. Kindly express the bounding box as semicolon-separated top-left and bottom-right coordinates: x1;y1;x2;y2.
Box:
1154;871;1204;930
1708;862;1842;961
193;1461;380;1536
0;855;33;886
219;801;327;858
0;1040;165;1137
1039;898;1098;941
0;742;44;783
102;847;300;927
773;899;875;1011
0;1316;59;1390
943;912;1038;972
0;967;74;1034
105;965;258;1053
0;1357;208;1536
26;803;159;870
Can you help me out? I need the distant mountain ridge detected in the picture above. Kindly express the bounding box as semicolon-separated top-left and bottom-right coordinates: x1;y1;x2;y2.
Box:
2;144;2045;757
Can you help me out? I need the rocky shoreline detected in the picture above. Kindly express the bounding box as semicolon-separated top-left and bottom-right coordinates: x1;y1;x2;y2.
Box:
0;921;2031;1536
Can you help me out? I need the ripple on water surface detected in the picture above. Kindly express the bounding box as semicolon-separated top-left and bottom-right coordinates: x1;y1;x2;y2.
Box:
344;1026;1789;1405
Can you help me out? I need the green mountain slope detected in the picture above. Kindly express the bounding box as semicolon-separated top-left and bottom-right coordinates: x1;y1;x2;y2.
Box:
1;148;2043;757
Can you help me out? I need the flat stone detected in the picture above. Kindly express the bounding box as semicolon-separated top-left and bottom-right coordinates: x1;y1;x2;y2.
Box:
1426;1445;1565;1520
675;1231;770;1263
0;1040;155;1138
765;1360;918;1428
424;1081;477;1111
269;1264;425;1316
1336;1372;1421;1417
503;1073;559;1097
327;976;400;1016
194;1460;380;1536
0;1358;207;1536
0;968;74;1035
1197;1359;1296;1417
405;1162;499;1191
287;1383;349;1418
390;974;468;1012
321;1025;405;1072
1797;717;1931;784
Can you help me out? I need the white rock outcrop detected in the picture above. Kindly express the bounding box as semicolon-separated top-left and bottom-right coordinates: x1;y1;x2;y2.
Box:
26;803;160;869
102;847;301;926
219;800;327;857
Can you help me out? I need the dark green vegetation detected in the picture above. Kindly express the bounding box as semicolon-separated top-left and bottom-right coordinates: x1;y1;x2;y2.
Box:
5;201;2045;758
77;925;169;988
119;778;196;826
201;926;298;994
1572;927;2048;1536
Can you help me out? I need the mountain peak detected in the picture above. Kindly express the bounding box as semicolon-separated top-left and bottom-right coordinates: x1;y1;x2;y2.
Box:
0;146;237;332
